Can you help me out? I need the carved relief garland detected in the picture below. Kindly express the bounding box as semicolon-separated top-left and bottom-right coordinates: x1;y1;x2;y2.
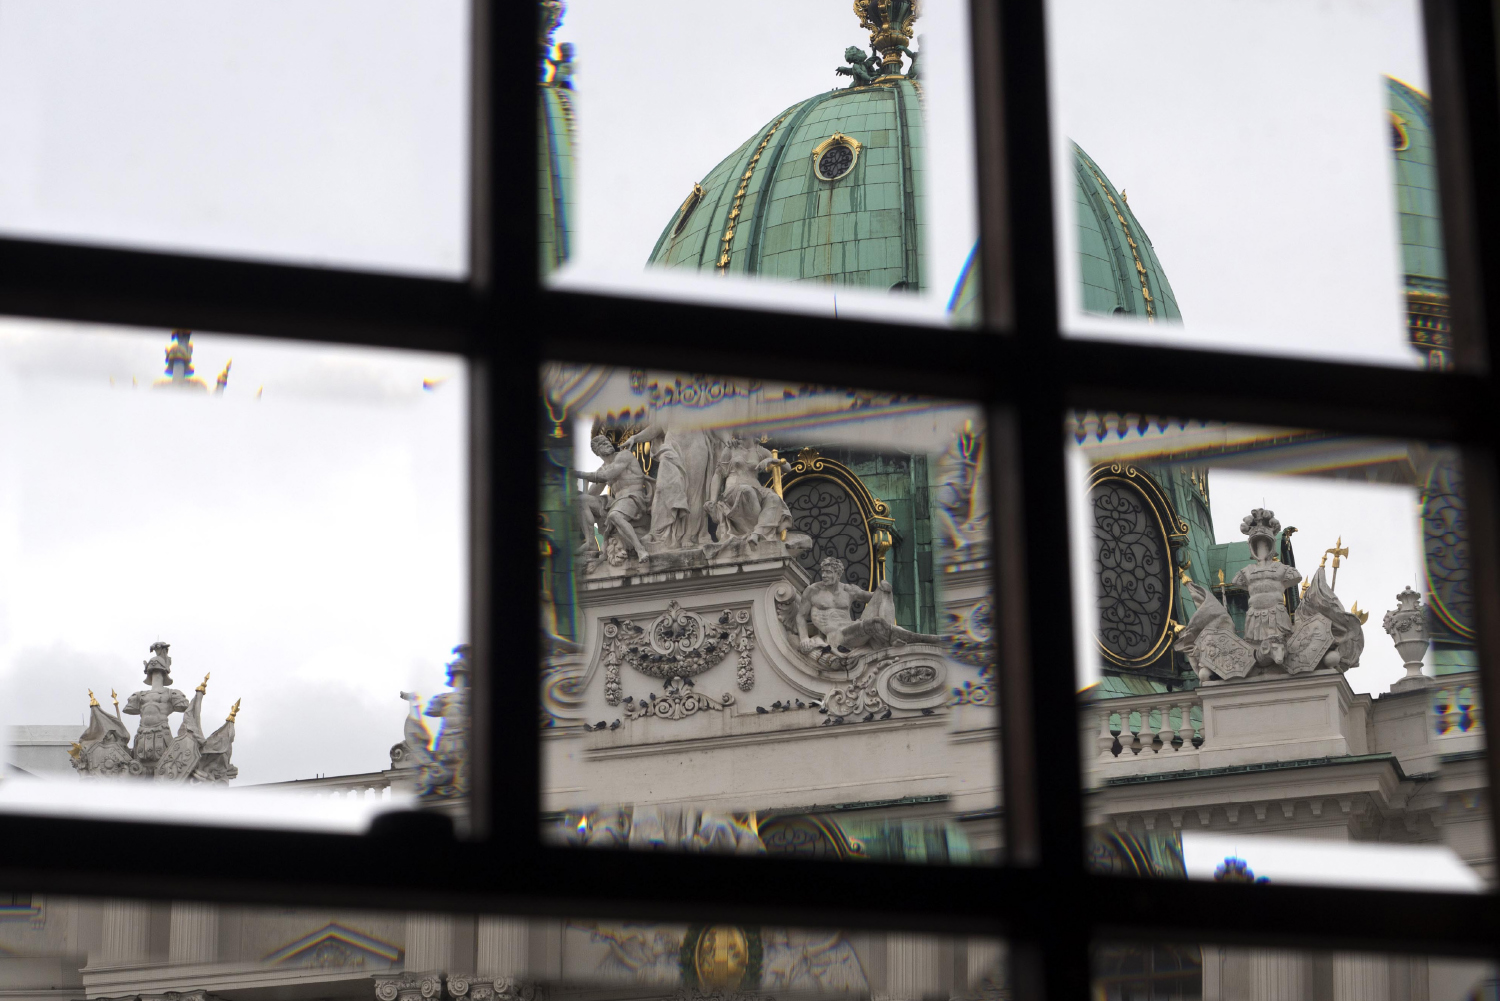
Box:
623;676;735;720
601;603;754;706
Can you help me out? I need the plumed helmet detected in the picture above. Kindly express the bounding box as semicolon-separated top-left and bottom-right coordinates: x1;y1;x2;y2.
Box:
1239;508;1281;549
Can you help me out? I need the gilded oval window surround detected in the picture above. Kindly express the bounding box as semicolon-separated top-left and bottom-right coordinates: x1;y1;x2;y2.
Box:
811;132;862;181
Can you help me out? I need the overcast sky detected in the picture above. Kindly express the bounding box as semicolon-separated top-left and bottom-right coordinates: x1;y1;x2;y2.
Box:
0;0;468;276
546;0;980;327
1051;0;1430;366
0;320;467;787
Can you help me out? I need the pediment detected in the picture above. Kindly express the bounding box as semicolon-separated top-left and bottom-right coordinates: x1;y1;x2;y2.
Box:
262;923;401;968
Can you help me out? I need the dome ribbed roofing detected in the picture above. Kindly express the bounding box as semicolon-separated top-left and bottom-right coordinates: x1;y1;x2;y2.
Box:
1388;76;1444;292
648;77;926;291
947;143;1179;323
538;2;575;275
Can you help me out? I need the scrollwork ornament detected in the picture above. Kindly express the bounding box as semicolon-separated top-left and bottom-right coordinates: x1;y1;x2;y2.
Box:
622;676;736;721
824;673;886;717
599;605;755;690
447;976;472;998
374;981;401;1001
952;680;997;706
495;977;538;1001
419;974;443;1000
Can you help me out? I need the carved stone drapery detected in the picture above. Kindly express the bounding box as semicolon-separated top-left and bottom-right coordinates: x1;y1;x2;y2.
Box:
1088;465;1184;669
601;603;755;706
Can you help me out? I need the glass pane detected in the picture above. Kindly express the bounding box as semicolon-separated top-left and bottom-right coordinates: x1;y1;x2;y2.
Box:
1094;940;1496;1001
0;2;468;277
539;364;1000;862
1049;0;1460;370
538;0;983;327
0;891;1005;1000
1068;412;1490;889
0;319;468;830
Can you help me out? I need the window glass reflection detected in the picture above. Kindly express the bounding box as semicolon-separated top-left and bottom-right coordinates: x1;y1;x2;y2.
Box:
1049;0;1456;369
538;1;981;327
1069;413;1489;889
0;319;468;831
540;364;999;862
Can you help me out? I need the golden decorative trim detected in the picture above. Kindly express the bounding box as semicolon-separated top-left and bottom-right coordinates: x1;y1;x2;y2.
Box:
672;183;706;237
1086;165;1157;322
196;672;210;694
779;448;897;588
811;132;863;181
716;111;792;273
1390;111;1410;152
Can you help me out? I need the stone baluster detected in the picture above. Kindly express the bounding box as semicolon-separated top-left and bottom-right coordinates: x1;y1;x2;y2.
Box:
1156;704;1174;751
1176;703;1195;750
1097;710;1118;758
1117;711;1137;755
1137;708;1156;754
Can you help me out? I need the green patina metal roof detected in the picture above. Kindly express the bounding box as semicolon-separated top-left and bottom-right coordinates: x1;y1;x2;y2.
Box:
1388;76;1445;293
947;143;1180;324
648;78;926;291
538;85;576;274
538;3;575;275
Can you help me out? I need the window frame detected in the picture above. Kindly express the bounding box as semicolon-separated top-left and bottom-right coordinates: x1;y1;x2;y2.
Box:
0;1;1492;998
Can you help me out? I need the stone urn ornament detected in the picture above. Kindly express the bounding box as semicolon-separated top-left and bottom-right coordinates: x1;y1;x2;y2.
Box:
1383;586;1431;693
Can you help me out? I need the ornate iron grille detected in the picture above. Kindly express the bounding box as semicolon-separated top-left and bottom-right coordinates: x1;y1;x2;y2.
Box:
1424;457;1473;640
1091;480;1172;664
784;477;871;589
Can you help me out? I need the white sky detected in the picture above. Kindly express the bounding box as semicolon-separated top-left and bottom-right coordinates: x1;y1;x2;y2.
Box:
1050;0;1430;366
546;0;980;327
0;1;468;277
0;319;468;788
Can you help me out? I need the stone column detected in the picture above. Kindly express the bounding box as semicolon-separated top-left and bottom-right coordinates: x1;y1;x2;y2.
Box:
1333;953;1390;1001
477;917;529;978
964;937;1003;993
1247;950;1309;1001
168;902;219;964
405;913;455;972
99;900;151;966
882;933;943;1001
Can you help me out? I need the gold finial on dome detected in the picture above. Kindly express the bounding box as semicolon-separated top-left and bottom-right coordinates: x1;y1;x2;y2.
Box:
227;699;241;722
197;673;210;694
87;689;99;708
853;0;921;75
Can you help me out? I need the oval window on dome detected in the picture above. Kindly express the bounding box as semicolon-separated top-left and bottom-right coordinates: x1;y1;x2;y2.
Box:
811;132;862;182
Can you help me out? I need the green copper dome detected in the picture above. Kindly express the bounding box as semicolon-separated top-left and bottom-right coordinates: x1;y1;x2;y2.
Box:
649;3;925;290
948;143;1180;323
1388;75;1449;368
538;1;576;275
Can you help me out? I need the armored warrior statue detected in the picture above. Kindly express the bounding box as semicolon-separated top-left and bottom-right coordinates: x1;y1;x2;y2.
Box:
71;642;240;783
125;642;190;766
1178;509;1364;682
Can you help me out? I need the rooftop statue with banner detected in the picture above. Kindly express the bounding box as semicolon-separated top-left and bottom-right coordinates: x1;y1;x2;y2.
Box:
69;642;241;783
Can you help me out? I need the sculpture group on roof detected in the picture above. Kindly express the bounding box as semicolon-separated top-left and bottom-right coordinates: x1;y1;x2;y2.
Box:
70;642;241;783
1177;508;1367;682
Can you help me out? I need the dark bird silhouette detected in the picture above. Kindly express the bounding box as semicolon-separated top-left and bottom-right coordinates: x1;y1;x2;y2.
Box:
771;701;784;710
878;708;892;720
862;712;875;722
609;719;621;730
821;718;834;726
832;716;846;725
920;708;936;716
623;696;635;703
795;699;806;709
756;706;769;714
592;720;607;730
